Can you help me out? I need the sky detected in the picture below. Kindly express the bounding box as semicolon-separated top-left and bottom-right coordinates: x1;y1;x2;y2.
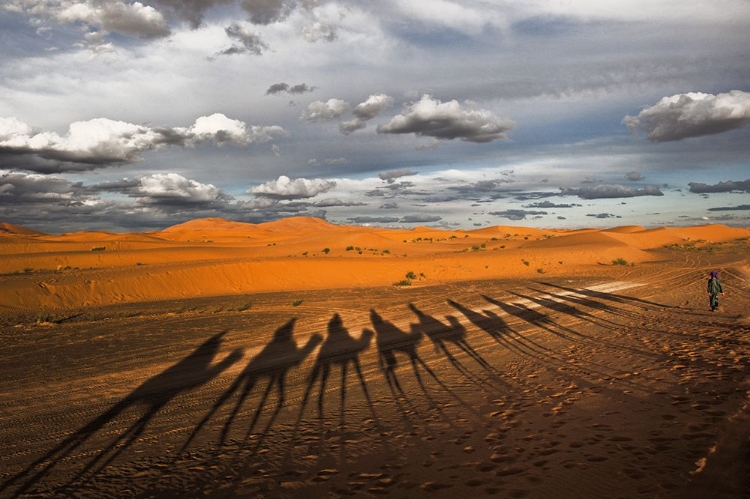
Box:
1;0;749;234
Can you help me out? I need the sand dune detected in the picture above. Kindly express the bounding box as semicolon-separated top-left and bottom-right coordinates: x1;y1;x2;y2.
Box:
1;218;749;498
1;217;749;311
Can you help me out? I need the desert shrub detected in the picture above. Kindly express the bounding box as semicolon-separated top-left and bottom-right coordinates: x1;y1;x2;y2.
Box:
292;299;303;307
346;245;354;251
382;249;390;254
537;268;545;274
302;251;308;256
522;260;530;266
91;246;106;252
394;279;412;286
322;248;330;254
405;271;417;280
612;258;628;266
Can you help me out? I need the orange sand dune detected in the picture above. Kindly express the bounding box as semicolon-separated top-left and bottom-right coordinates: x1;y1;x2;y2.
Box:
1;217;748;311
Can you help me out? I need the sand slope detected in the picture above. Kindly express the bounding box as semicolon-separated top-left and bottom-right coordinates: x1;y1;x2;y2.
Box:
1;217;749;311
0;219;749;498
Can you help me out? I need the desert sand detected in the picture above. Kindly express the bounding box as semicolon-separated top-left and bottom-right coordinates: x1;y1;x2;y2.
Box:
0;217;749;498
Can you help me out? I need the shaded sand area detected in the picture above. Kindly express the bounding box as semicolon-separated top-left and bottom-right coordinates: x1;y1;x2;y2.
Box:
1;219;749;498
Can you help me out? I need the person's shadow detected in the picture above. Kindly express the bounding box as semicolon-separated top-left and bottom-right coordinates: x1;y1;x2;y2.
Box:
298;313;376;426
2;331;243;498
183;318;322;451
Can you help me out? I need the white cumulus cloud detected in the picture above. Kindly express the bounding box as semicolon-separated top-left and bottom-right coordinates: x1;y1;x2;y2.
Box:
623;90;750;142
300;99;350;122
248;175;336;199
377;95;515;143
0;114;286;172
137;173;225;203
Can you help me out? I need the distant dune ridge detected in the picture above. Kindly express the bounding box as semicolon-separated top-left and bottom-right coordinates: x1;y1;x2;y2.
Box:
1;217;748;311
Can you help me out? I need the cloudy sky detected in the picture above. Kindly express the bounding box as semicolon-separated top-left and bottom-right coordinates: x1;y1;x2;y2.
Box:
1;0;749;233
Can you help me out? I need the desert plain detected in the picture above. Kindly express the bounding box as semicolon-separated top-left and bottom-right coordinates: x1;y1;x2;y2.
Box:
0;217;749;498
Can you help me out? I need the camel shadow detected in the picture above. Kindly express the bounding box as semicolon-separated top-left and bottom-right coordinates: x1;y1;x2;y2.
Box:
408;303;503;387
482;294;582;341
2;331;242;498
183;318;321;452
298;313;377;429
447;298;550;358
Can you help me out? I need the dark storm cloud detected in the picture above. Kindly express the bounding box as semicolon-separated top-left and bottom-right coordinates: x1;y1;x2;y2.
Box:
379;202;398;209
0;170;92;204
560;184;663;199
524;201;580;209
586;213;621;219
311;198;366;208
447;179;514;199
365;181;425;199
400;214;442;223
265;83;316;95
216;22;268;56
708;204;750;211
489;209;548;221
378;169;418;183
423;195;460;203
377;95;514;143
347;216;400;224
688;179;750;193
623;90;750;142
149;0;290;27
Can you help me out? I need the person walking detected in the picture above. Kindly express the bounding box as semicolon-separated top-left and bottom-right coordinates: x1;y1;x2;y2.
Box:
707;271;724;312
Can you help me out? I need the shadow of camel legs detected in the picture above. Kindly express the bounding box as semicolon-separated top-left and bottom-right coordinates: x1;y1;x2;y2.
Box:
181;318;321;454
2;331;242;498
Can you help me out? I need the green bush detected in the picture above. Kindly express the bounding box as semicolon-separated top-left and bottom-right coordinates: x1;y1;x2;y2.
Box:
612;258;628;265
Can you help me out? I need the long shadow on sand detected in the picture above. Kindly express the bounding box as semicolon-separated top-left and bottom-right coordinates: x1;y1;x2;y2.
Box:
482;294;583;341
1;331;243;498
183;318;321;453
538;281;671;311
447;298;550;358
297;313;378;429
370;308;479;422
408;303;505;389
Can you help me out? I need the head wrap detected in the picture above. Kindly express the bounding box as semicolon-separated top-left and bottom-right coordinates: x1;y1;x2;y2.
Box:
710;271;718;278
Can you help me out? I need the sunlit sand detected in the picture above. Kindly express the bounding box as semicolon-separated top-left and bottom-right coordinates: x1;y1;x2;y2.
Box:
1;218;748;498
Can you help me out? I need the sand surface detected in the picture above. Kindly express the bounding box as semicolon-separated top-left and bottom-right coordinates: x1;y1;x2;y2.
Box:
1;218;749;498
